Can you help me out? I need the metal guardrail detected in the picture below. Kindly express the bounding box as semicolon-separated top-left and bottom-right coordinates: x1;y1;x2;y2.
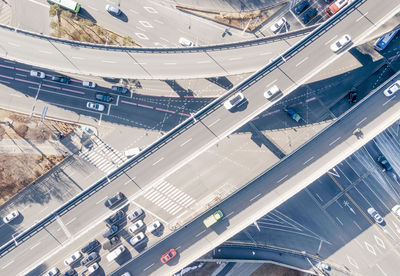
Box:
0;23;316;53
0;0;365;258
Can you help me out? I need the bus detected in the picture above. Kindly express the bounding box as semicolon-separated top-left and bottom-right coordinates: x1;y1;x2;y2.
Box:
374;29;399;51
48;0;81;13
325;0;348;17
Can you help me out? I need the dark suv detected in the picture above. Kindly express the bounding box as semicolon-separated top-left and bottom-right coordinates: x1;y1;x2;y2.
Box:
111;86;129;94
103;225;119;239
81;239;100;254
105;210;125;227
52;75;70;83
294;0;309;15
80;252;98;267
104;192;125;208
302;7;317;24
95;93;113;102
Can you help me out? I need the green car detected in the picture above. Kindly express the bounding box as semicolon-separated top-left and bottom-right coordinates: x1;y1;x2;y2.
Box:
203;210;223;228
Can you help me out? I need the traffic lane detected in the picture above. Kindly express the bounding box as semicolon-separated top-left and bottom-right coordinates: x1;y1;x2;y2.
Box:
339;157;363;183
0;226;67;276
206;37;301;74
361;173;398;211
306;173;342;204
54;44;153;79
122;121;218;185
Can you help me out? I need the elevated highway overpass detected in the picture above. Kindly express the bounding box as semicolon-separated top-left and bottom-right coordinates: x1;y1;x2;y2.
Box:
1;0;400;275
0;25;314;79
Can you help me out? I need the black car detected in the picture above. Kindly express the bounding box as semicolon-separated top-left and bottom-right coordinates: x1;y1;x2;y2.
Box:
294;0;309;15
103;224;119;239
111;86;129;94
104;192;125;208
52;75;70;83
95;93;113;102
102;236;120;251
348;88;357;104
378;155;392;172
105;210;125;227
302;8;317;24
80;252;98;267
81;239;100;254
64;269;76;276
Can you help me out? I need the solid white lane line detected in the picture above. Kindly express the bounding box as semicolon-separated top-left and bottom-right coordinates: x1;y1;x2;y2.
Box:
180;138;192;147
195;230;206;237
2;260;14;269
277;175;288;184
196;60;211;64
143;263;155;271
382;95;396;106
250;193;261;202
356;117;367;126
152;157;164;166
259;52;271;56
229;57;243;61
336;217;344;225
102;60;116;64
324;35;338;45
208;118;221;128
303;156;314;165
30;242;41;250
329;137;341;146
65;217;76;226
71;56;84;60
96;196;108;205
163;62;176;65
266;79;277;87
296;57;309;67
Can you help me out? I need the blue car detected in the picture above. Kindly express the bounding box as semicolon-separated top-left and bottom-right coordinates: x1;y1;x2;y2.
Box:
294;0;309;15
302;8;317;24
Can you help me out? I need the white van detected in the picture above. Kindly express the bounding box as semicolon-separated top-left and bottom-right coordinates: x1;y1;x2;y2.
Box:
124;147;140;157
106;245;125;262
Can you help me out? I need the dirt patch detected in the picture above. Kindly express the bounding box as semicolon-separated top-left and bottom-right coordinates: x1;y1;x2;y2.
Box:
176;2;288;32
49;5;140;46
251;263;307;276
0;109;77;206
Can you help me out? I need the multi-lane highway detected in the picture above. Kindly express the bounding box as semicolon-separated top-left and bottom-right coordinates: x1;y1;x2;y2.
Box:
0;0;399;275
111;68;400;276
0;24;312;79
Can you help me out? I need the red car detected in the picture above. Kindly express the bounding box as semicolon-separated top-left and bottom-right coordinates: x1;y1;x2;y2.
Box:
160;248;177;264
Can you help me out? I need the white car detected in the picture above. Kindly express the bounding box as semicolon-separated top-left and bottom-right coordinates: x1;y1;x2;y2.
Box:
330;34;351;52
64;251;82;266
86;101;105;112
270;17;286;33
367;207;384;224
128;219;144;234
392;205;400;219
42;267;59;276
106;245;125;262
127;208;143;221
87;262;99;274
30;70;46;79
105;4;121;15
82;81;96;88
147;220;161;233
264;85;280;100
223;92;245;110
3;210;19;224
384;80;400;97
129;232;145;246
179;37;196;47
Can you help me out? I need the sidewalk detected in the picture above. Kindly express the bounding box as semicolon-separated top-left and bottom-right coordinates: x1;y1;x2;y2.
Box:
0;0;12;25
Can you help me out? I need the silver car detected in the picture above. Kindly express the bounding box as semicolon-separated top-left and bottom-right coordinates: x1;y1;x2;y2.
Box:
64;251;82;266
383;80;400;97
223;92;245;110
129;232;145;246
105;4;121;15
367;207;384;224
86;101;105;112
127;208;143;221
